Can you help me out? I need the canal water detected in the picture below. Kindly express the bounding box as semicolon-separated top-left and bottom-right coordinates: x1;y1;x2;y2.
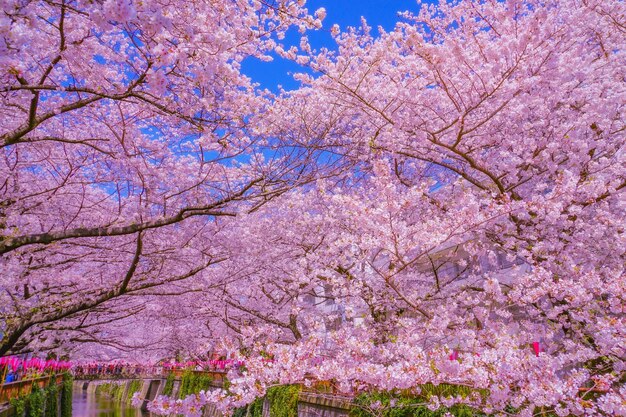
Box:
72;389;152;417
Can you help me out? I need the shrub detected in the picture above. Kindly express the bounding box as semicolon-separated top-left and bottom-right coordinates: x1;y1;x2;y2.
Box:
10;397;26;417
266;385;301;417
162;373;175;396
126;380;143;404
179;370;213;399
234;396;264;417
26;386;45;417
46;383;59;417
112;382;125;402
61;374;73;417
249;397;264;417
350;389;487;417
232;406;248;417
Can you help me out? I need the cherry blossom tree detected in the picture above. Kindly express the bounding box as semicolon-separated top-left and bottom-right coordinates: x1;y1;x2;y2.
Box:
148;0;625;415
3;0;625;415
0;0;330;355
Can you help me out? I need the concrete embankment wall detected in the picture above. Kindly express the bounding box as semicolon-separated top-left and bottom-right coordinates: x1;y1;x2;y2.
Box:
79;379;223;416
80;379;353;417
77;378;163;407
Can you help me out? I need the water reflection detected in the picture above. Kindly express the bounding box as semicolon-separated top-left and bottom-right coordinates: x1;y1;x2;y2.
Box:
73;389;152;417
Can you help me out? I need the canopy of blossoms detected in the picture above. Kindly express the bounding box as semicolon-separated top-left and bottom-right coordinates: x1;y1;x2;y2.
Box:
1;0;624;416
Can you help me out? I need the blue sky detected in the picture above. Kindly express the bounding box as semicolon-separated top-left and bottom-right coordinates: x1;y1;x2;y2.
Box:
242;0;421;91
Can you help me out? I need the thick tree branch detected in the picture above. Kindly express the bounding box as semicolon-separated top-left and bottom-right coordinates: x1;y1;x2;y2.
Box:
0;178;261;254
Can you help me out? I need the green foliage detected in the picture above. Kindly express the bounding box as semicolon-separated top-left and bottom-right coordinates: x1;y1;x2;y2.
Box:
96;382;114;396
61;374;73;417
179;370;191;398
126;380;143;404
113;382;125;402
192;373;214;394
97;380;143;405
350;388;487;417
95;382;108;395
178;370;214;399
266;384;301;417
10;397;26;417
232;406;248;417
162;373;175;396
97;381;124;402
249;397;264;417
234;396;264;417
26;386;45;417
46;383;59;417
222;376;231;392
8;375;66;417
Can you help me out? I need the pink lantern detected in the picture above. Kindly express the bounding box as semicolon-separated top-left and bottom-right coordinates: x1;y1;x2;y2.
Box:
532;341;541;356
